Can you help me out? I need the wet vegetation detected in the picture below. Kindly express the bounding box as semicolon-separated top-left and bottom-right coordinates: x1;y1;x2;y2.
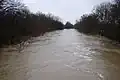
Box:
74;0;120;42
0;0;64;47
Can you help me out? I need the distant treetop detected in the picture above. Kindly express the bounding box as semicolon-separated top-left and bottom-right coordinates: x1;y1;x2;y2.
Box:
64;21;74;29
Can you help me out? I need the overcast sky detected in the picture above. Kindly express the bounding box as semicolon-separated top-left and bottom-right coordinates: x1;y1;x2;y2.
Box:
23;0;111;24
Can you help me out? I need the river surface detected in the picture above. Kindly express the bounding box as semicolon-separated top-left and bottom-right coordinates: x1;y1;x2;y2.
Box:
0;29;120;80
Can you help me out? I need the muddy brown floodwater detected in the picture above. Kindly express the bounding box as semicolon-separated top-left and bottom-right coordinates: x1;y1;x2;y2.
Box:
0;29;120;80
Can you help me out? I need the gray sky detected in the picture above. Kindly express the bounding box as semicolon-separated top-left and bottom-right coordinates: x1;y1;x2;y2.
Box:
23;0;111;24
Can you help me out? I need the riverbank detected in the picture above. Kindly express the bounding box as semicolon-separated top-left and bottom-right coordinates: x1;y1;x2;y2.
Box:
75;28;120;47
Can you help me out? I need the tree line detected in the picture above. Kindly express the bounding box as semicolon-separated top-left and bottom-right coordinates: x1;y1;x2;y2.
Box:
74;0;120;42
1;0;120;47
0;0;64;46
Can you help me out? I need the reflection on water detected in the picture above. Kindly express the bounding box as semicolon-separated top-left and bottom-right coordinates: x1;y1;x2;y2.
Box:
0;29;120;80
